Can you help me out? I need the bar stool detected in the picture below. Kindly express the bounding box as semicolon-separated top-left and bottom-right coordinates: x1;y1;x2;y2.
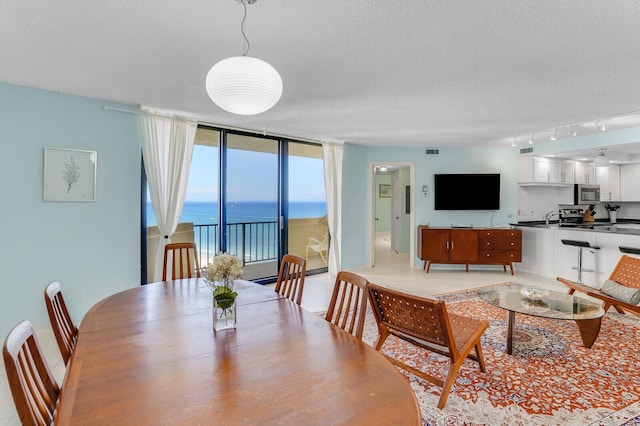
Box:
561;239;600;283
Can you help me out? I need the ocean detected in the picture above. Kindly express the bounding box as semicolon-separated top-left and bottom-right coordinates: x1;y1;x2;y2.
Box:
146;201;327;226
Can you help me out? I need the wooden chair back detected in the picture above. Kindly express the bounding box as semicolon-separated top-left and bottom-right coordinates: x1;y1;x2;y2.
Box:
3;320;60;426
609;255;640;290
325;271;369;339
274;254;307;305
366;283;488;409
162;242;201;281
368;282;459;357
44;281;78;364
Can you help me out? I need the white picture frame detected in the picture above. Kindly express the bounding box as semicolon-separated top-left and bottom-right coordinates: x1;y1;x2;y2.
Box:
43;147;97;202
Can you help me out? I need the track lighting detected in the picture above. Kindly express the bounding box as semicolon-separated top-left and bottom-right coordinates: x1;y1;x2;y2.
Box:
508;110;639;148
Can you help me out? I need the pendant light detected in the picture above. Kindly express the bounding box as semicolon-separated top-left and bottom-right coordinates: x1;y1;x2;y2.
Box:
593;148;609;167
206;0;283;115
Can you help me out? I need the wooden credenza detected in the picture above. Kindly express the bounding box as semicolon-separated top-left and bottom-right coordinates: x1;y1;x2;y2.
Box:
418;226;522;275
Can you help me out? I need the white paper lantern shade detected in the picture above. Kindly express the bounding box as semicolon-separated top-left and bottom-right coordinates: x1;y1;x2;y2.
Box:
206;56;283;115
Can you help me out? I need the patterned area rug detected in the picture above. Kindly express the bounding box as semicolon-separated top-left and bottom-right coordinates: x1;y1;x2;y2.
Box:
358;287;640;426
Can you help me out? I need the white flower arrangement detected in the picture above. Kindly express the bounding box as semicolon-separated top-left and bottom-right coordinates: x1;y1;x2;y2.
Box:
205;253;244;318
205;252;244;283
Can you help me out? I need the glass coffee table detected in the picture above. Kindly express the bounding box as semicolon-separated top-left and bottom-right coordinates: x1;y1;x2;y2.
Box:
477;282;605;355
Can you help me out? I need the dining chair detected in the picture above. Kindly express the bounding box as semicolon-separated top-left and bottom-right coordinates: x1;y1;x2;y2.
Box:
274;254;307;305
3;320;60;426
44;281;78;364
325;271;369;339
367;283;489;409
162;242;201;281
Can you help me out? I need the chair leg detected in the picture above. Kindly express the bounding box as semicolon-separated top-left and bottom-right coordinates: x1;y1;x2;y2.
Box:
474;342;486;373
374;329;390;351
437;360;463;409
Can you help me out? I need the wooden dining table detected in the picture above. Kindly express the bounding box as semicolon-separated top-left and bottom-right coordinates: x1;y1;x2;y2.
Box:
54;279;422;425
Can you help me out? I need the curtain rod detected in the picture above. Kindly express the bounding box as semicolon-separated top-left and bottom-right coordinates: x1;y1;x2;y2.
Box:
102;105;140;114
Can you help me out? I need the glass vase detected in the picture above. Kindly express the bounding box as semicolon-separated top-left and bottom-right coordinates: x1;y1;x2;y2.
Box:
212;278;237;331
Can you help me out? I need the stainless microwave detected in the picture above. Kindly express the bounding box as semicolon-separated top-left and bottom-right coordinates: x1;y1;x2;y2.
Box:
574;184;600;204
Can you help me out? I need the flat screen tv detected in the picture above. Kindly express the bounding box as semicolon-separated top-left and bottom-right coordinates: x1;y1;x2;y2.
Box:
434;174;500;210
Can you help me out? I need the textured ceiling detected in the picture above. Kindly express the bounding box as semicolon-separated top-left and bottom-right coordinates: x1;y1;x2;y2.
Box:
1;0;640;147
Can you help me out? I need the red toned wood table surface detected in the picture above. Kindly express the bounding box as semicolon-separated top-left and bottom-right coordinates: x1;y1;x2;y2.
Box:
54;279;421;425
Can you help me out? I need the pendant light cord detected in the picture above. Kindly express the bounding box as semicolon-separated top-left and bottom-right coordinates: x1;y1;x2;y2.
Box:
240;1;250;56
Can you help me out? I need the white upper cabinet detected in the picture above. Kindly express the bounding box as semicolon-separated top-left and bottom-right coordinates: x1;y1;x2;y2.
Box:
596;164;620;201
560;160;575;184
518;156;565;185
620;164;640;201
574;161;595;184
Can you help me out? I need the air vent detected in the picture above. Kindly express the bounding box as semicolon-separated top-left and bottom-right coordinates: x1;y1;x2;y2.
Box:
426;149;439;155
520;147;533;154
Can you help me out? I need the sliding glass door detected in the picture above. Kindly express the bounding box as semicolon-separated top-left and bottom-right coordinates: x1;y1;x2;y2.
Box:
225;133;280;280
144;127;326;283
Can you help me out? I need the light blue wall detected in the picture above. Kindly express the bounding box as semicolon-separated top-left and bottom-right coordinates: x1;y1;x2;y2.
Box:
0;82;141;338
342;144;369;268
341;144;519;269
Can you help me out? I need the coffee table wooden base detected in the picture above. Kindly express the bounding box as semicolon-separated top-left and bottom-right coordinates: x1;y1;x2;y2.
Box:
576;317;603;348
505;311;603;355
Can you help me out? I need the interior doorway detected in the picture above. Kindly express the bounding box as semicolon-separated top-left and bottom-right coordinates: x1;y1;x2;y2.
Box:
370;162;415;268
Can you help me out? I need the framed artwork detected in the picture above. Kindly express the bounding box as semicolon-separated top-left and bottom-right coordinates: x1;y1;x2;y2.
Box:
43;147;97;202
379;184;391;198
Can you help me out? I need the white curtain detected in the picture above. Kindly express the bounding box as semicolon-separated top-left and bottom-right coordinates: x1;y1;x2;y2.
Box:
322;142;344;280
141;113;198;282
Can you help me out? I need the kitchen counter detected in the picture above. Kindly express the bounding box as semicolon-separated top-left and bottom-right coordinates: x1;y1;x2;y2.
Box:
514;220;640;235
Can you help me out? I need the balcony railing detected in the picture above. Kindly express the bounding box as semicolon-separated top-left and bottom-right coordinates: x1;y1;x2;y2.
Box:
194;221;279;267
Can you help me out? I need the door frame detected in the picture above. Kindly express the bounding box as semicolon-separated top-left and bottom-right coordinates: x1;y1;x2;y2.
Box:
369;162;415;268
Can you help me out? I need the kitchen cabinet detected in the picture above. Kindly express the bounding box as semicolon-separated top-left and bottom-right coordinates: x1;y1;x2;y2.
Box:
620;164;640;201
417;226;521;274
560;160;575;184
574;161;595;184
517;156;564;184
596;164;620;201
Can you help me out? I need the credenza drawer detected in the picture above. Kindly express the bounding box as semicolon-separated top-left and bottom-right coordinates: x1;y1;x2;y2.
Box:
478;237;522;250
478;230;522;238
478;249;522;262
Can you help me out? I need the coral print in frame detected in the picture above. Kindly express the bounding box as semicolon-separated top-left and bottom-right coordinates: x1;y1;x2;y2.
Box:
43;147;97;202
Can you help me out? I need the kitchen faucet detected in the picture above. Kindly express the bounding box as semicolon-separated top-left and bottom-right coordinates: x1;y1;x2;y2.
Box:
544;210;559;226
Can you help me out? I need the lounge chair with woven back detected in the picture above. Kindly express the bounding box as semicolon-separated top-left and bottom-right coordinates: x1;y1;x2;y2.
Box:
557;254;640;316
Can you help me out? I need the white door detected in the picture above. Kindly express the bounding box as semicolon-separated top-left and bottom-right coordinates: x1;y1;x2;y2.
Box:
391;172;400;253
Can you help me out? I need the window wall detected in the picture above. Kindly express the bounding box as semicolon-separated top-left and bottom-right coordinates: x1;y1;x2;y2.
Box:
144;126;327;283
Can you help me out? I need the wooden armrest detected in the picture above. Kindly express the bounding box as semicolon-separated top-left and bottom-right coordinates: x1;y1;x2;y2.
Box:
556;277;597;294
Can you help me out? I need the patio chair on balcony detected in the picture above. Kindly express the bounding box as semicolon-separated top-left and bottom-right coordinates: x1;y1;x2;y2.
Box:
305;231;329;266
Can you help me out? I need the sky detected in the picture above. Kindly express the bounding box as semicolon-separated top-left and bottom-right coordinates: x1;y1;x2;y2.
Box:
185;145;326;202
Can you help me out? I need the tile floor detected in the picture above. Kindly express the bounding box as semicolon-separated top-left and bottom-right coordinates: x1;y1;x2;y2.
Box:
1;232;568;424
